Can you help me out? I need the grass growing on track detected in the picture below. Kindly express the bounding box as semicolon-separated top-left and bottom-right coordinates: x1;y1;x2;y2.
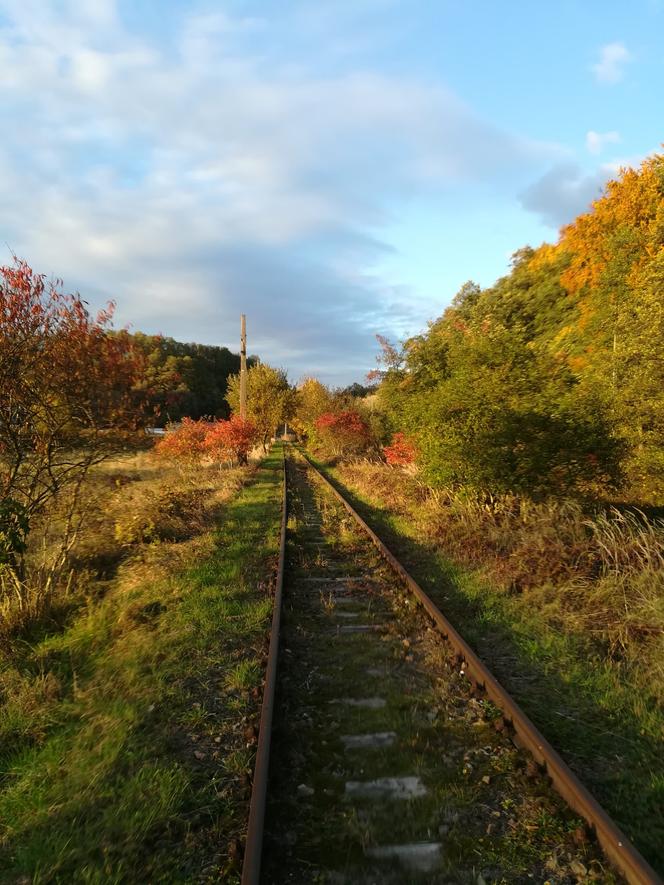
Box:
0;447;284;884
305;453;664;876
265;456;616;884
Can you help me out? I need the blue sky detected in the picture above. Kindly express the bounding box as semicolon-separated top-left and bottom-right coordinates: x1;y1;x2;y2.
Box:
0;0;661;384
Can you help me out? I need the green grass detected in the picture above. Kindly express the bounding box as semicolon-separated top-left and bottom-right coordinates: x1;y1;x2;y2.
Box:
305;452;664;876
0;447;284;883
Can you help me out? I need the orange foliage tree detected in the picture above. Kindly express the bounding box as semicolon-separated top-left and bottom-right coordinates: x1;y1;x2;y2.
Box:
153;417;210;466
557;153;664;496
560;157;664;298
314;410;373;457
0;259;144;605
204;416;258;466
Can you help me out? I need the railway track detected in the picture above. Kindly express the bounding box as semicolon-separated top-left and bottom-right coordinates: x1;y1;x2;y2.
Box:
242;446;661;885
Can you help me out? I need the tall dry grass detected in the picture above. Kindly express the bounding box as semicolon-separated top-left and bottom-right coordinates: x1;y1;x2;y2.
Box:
337;461;664;701
1;447;248;643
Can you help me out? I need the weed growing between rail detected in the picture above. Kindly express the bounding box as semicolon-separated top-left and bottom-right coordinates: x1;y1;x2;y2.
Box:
263;454;617;884
311;456;664;874
0;446;284;883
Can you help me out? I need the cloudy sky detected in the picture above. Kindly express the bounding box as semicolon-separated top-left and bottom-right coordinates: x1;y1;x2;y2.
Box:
1;0;662;384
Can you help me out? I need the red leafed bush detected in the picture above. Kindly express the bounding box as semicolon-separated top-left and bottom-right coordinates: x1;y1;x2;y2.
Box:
314;410;373;457
205;416;258;465
0;258;144;516
0;260;144;508
0;258;145;613
154;417;210;465
155;416;258;467
383;432;417;467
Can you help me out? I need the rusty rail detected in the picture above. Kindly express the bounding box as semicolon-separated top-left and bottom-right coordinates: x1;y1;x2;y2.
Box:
300;449;662;885
241;445;287;885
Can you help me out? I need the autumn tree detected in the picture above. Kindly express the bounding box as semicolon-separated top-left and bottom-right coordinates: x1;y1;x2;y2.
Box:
226;363;295;451
293;377;334;439
0;259;144;615
314;410;374;458
153;417;210;466
557;153;664;498
204;416;258;466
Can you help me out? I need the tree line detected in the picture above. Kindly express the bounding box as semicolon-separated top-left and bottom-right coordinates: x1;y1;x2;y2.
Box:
129;332;257;425
292;153;664;506
359;153;661;504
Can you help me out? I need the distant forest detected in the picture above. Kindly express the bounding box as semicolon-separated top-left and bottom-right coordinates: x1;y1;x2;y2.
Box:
129;333;256;425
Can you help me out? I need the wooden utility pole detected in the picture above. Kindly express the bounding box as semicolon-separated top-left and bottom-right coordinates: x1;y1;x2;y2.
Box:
240;314;247;420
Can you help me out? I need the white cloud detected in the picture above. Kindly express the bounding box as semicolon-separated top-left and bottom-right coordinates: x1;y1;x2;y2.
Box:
591;42;632;84
0;0;560;382
70;48;112;92
586;129;621;155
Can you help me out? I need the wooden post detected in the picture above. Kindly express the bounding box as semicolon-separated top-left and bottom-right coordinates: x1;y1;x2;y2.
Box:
240;314;247;420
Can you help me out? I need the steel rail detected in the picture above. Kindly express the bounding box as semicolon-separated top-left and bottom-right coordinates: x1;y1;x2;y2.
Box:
300;449;662;885
241;445;288;885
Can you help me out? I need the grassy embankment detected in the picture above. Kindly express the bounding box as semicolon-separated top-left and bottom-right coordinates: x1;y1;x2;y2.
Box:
0;445;284;883
306;452;664;875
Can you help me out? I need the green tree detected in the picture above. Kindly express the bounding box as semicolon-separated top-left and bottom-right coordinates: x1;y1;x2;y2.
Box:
377;255;624;498
226;363;295;450
293;378;334;439
130;333;250;424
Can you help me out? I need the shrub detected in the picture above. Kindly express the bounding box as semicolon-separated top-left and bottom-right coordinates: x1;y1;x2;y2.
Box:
153;418;210;466
383;432;417;467
314;410;373;458
204;416;258;466
155;417;258;468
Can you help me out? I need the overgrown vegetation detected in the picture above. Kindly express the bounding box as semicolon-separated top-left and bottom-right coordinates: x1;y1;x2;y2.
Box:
291;154;664;874
335;461;664;701
0;446;284;882
316;458;664;872
0;259;145;628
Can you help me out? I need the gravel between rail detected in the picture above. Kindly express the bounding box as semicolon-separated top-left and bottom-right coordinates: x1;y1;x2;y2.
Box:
259;453;618;884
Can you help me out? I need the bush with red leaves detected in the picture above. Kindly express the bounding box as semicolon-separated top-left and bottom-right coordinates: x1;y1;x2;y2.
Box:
383;432;417;467
155;416;258;467
314;410;373;457
205;416;258;465
154;417;210;465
